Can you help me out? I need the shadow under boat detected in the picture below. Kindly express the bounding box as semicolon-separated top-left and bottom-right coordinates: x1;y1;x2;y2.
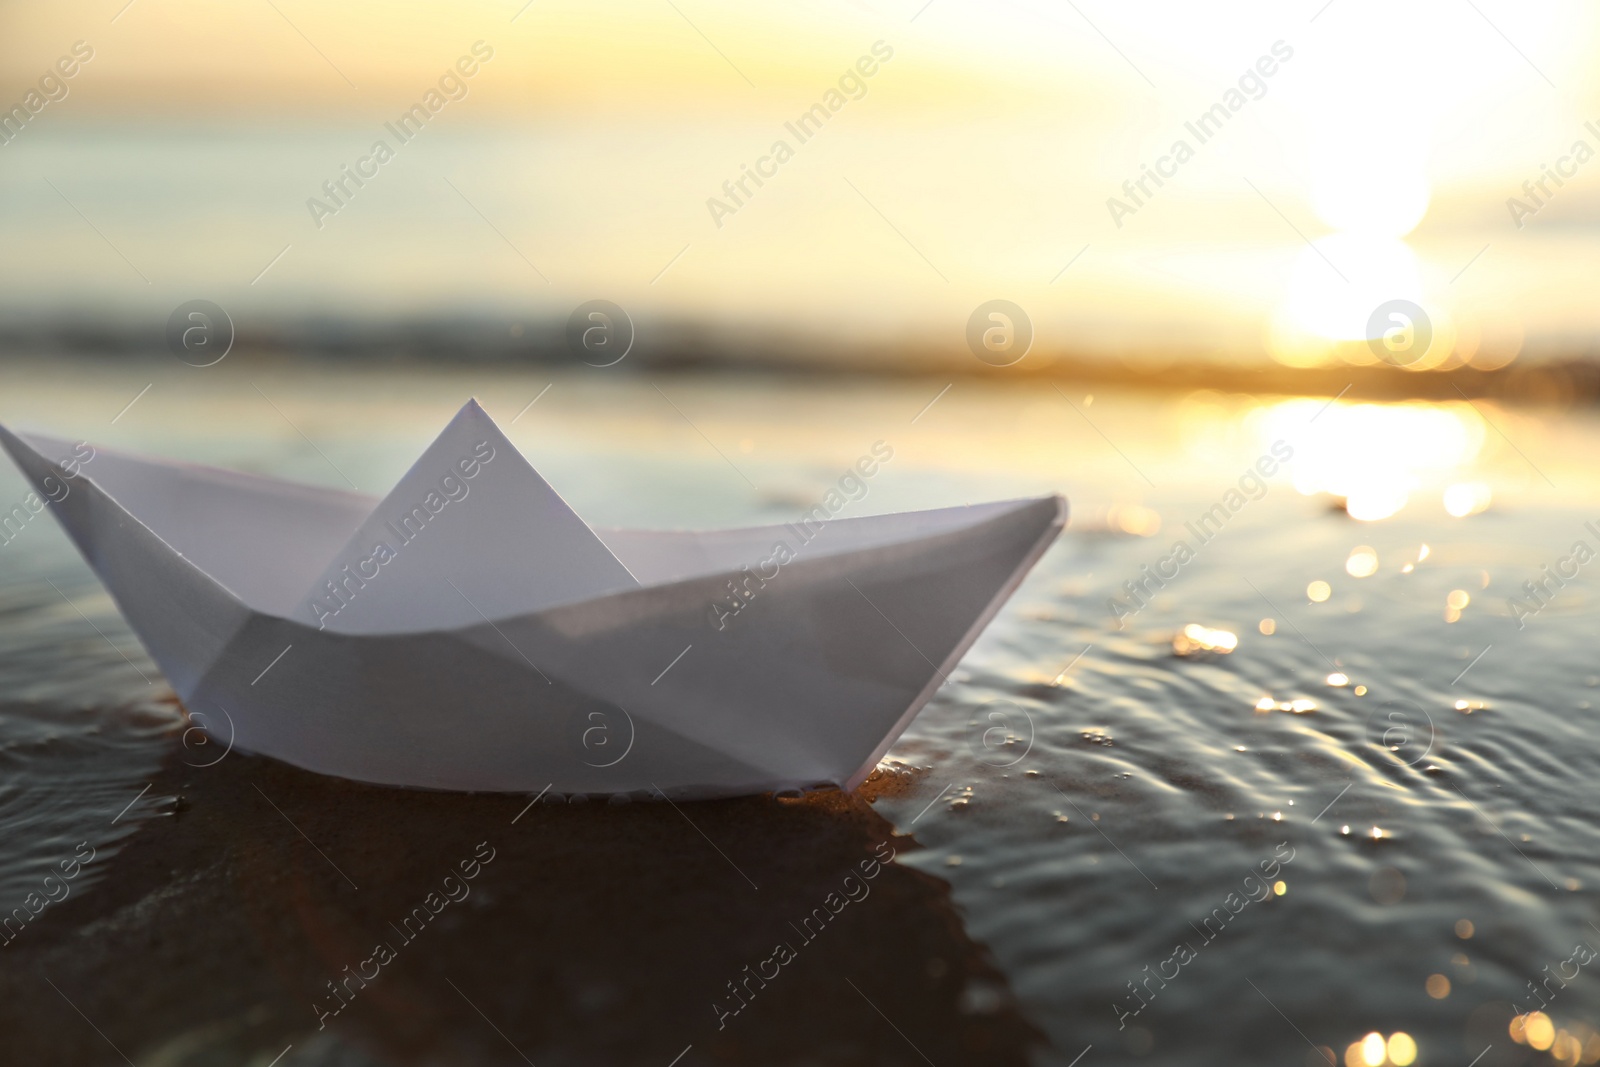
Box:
1;738;1045;1067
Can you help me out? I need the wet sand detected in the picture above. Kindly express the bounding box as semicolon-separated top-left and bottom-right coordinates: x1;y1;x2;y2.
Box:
6;365;1600;1066
1;742;1039;1066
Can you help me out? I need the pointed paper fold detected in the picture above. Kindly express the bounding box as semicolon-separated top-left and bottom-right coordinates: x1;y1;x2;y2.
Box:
296;399;638;633
0;401;1066;799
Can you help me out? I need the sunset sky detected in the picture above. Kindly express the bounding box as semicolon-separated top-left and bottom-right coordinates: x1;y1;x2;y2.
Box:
2;0;1598;365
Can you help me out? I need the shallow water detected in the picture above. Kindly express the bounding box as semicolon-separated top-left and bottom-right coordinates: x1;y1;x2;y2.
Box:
1;360;1597;1066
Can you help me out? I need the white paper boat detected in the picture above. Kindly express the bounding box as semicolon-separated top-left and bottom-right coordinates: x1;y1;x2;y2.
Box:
0;401;1064;799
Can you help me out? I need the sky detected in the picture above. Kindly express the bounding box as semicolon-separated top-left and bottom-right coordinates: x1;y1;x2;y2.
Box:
2;0;1598;367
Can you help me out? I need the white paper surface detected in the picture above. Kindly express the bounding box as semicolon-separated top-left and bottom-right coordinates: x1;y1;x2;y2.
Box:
0;402;1065;798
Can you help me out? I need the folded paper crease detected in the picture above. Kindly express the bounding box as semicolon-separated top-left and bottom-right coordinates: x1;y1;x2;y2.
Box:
0;401;1066;798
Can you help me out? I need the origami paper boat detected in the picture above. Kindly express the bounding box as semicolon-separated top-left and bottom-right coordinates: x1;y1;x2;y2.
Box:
0;401;1064;799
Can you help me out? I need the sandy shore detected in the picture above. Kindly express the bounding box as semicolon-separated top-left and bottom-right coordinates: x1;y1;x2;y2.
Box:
2;745;1040;1066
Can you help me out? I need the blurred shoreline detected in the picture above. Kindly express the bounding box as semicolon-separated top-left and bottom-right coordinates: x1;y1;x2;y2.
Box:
5;313;1598;405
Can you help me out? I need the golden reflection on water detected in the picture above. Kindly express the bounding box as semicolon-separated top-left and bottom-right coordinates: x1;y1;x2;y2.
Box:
1510;1011;1600;1065
1259;399;1488;521
1345;546;1379;577
1444;482;1494;518
1170;623;1237;657
1339;1029;1417;1067
1253;696;1317;715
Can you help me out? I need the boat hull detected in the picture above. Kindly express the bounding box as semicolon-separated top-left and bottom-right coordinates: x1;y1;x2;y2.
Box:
0;420;1065;798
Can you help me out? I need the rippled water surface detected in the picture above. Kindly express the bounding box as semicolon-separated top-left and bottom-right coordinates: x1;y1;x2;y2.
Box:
2;362;1597;1066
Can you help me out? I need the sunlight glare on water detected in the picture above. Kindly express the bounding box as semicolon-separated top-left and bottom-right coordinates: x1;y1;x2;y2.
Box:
1;367;1596;1066
1263;399;1487;521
